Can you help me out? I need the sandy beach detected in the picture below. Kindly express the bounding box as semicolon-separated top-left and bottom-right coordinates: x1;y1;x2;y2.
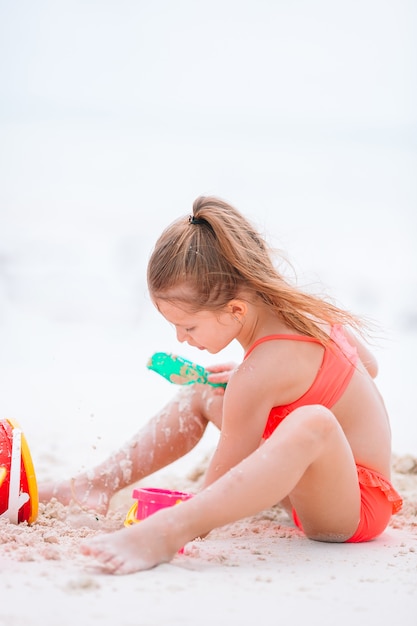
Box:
0;451;416;626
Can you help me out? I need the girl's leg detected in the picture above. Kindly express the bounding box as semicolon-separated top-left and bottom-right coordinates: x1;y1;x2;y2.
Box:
39;385;224;513
81;405;361;573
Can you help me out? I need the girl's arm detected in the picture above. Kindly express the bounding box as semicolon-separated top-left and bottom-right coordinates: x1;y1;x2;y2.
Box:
202;361;277;488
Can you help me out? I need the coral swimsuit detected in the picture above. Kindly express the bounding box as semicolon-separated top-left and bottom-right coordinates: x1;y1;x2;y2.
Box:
244;324;403;542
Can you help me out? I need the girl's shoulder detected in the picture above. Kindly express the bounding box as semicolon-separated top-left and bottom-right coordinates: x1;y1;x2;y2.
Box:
233;333;325;407
244;332;322;360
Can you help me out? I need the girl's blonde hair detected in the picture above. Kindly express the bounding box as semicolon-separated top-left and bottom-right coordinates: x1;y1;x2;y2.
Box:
147;196;363;343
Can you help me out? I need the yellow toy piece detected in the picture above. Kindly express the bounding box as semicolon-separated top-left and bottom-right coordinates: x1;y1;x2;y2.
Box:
124;501;139;527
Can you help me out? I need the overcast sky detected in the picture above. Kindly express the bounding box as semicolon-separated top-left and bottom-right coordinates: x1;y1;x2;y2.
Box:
1;1;415;127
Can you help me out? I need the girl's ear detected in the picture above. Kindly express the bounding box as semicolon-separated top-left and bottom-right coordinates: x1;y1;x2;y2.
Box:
228;299;248;322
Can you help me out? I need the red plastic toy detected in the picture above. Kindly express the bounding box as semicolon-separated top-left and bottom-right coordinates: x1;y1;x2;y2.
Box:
0;418;38;524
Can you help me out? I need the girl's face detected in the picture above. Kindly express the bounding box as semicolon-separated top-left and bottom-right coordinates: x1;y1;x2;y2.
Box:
154;299;238;354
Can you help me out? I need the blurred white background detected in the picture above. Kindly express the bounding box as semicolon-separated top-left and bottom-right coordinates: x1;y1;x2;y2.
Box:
0;0;416;480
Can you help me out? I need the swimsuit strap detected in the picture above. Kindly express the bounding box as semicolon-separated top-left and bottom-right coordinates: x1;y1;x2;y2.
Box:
248;325;359;440
244;334;322;360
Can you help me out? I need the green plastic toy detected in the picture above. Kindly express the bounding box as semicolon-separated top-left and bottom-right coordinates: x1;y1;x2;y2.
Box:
147;352;227;388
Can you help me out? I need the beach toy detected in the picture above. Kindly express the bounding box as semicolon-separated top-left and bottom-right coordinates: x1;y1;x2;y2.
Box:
124;487;193;554
147;352;226;388
0;418;38;524
124;487;193;527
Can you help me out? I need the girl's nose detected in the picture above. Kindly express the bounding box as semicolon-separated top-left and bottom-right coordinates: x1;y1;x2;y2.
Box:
176;328;187;343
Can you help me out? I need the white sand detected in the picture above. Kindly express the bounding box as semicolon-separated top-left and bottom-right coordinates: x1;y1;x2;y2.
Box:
1;454;416;626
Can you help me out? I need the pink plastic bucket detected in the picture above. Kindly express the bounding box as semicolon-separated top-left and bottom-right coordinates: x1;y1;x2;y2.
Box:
132;487;193;521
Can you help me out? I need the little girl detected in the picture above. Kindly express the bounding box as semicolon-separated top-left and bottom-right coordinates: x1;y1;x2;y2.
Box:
40;196;402;574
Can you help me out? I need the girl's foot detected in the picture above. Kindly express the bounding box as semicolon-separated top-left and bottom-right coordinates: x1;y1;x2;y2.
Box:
38;476;110;515
81;508;186;574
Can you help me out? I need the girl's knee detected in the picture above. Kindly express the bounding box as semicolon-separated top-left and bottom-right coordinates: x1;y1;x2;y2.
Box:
178;385;223;429
303;405;339;436
272;405;340;447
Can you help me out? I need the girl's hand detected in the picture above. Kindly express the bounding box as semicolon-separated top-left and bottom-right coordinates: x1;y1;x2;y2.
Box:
205;362;237;394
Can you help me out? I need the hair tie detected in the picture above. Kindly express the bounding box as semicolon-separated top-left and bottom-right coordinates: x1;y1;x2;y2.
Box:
188;215;204;225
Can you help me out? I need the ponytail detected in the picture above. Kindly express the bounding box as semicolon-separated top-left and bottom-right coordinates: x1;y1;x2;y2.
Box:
147;196;364;342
